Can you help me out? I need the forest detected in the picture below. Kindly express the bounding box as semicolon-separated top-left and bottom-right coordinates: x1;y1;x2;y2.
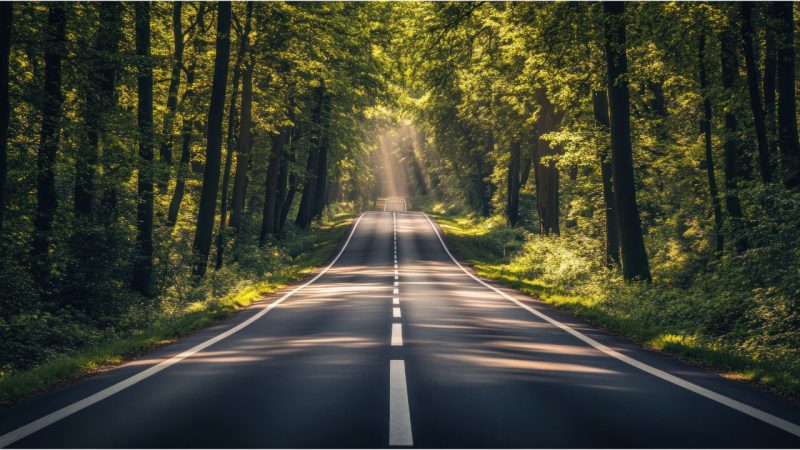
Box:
1;1;800;402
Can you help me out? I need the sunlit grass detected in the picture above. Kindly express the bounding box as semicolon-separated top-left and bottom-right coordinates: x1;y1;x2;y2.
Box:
433;212;800;398
0;213;355;406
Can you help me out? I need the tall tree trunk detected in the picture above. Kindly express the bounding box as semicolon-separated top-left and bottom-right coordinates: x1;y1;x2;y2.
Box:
260;128;286;244
721;19;748;253
534;89;562;235
213;2;252;269
519;150;532;190
311;101;330;221
193;2;231;277
699;32;724;256
603;2;651;282
229;62;254;230
296;84;325;229
593;90;621;268
764;19;778;175
166;7;206;228
0;3;11;232
156;2;185;192
133;2;154;296
32;3;66;290
773;2;800;188
76;2;122;220
740;2;772;183
506;140;520;227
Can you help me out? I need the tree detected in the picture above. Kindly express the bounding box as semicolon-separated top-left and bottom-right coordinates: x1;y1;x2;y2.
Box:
133;2;154;296
593;90;620;267
193;1;232;277
720;15;748;254
156;2;187;192
228;60;254;232
506;140;520;227
76;2;123;220
32;2;66;289
773;2;800;188
533;89;562;235
295;83;325;229
739;2;772;183
0;2;11;232
260;128;286;244
698;31;724;255
603;1;651;282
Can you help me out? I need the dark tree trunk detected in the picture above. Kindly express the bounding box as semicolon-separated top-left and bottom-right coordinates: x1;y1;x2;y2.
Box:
603;2;651;282
229;63;254;231
506;141;520;227
260;128;286;244
534;89;562;235
133;2;154;296
32;3;66;289
296;84;325;229
277;127;299;233
76;2;122;220
273;142;290;232
311;113;330;221
156;2;185;192
699;32;724;256
193;2;231;277
213;2;253;269
773;2;800;188
0;3;11;232
764;19;778;173
479;132;494;217
167;7;206;228
593;90;620;268
740;2;772;183
720;19;748;253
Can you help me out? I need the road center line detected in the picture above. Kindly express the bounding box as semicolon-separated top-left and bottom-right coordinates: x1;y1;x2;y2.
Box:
393;307;402;318
0;214;370;449
389;360;413;447
419;211;800;439
391;323;403;346
393;297;399;305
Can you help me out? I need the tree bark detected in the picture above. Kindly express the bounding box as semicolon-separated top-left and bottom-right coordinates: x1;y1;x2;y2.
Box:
311;101;330;221
193;1;231;277
534;89;562;235
603;2;651;282
167;6;206;228
773;2;800;188
76;2;122;220
260;128;286;244
0;3;11;232
764;17;778;175
720;18;748;253
740;2;772;183
229;62;254;230
699;32;724;256
32;3;66;289
156;2;185;192
506;140;520;227
133;2;154;296
296;84;325;229
593;90;621;268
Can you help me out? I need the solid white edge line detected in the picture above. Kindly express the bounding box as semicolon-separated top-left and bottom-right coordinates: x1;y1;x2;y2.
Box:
0;213;369;449
389;360;413;446
391;323;403;346
419;211;800;439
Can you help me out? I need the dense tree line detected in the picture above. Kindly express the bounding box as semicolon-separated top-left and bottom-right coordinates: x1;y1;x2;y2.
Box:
0;2;391;374
397;2;800;282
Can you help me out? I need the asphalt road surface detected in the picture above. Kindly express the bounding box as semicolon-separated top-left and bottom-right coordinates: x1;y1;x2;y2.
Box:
2;210;800;448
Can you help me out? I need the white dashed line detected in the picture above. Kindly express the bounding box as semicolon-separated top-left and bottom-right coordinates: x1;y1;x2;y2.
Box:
389;360;413;446
393;307;402;318
391;323;403;346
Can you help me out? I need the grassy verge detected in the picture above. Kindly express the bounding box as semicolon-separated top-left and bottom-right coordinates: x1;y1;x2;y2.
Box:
432;212;800;399
0;213;355;407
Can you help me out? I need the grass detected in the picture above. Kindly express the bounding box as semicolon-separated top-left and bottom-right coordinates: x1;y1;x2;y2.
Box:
0;213;355;407
432;212;800;399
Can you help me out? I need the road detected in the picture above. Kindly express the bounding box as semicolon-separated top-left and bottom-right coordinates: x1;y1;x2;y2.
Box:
1;209;800;448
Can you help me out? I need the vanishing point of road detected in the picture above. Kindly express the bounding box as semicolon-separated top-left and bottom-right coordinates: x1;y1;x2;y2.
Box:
1;204;800;448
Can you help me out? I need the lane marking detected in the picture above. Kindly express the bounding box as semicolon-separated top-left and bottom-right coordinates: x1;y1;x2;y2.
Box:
393;307;402;318
393;297;400;305
419;212;800;439
389;360;413;446
394;281;399;287
395;275;399;280
394;264;398;269
0;214;369;449
393;288;399;295
391;323;403;346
